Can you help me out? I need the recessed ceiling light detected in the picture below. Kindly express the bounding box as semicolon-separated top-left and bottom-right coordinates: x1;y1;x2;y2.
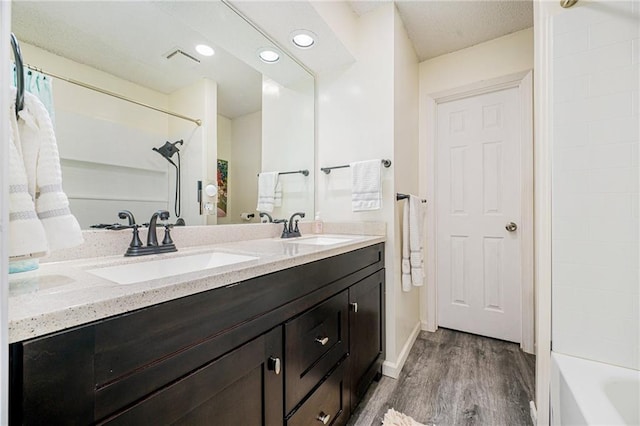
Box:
258;48;280;63
195;44;215;57
291;30;316;49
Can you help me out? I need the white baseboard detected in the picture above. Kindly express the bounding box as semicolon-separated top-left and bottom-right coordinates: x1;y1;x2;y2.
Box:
382;321;421;379
529;400;537;424
421;320;437;332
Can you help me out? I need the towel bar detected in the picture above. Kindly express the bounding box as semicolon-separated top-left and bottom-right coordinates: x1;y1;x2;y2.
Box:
321;159;391;174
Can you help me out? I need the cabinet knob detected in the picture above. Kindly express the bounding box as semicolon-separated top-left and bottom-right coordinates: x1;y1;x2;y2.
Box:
267;356;281;375
317;412;331;424
315;336;329;346
350;302;358;313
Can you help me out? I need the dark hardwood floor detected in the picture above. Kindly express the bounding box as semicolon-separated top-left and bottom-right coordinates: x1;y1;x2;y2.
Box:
348;328;536;426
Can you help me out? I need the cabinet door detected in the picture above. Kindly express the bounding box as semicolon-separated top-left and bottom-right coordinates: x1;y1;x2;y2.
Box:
349;270;384;411
102;327;284;426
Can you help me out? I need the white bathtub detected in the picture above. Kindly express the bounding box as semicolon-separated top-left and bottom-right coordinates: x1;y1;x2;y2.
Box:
551;352;640;425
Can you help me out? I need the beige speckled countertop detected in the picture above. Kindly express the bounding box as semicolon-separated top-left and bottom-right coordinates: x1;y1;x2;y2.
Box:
9;233;385;343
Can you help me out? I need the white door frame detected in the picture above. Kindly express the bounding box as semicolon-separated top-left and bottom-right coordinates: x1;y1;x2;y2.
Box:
423;70;535;354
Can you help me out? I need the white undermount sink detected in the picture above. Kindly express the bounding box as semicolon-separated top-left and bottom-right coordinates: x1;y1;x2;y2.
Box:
285;236;354;246
88;252;259;285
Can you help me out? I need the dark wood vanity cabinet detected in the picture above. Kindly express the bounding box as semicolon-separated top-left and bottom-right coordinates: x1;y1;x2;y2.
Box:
9;243;385;425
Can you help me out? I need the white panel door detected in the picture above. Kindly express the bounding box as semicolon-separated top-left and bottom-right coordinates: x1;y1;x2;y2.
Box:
436;87;522;343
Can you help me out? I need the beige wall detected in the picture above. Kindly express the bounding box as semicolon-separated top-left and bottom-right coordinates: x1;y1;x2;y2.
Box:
419;28;534;95
216;115;232;225
169;78;217;226
392;6;421;376
230;111;262;223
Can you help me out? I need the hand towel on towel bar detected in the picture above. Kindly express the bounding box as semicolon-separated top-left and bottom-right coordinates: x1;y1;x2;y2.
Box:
274;181;283;207
8;102;48;258
257;171;279;212
350;159;382;211
402;195;425;291
14;89;83;252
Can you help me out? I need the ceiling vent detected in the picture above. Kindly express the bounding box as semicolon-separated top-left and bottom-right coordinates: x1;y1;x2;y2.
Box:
164;48;201;69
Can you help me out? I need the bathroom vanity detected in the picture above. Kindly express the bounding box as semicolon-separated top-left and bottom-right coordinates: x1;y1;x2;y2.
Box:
8;234;385;425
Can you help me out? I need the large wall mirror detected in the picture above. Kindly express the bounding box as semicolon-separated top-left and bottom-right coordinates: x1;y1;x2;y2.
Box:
11;1;315;228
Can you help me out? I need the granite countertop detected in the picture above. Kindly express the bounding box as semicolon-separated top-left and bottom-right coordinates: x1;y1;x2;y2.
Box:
8;233;385;343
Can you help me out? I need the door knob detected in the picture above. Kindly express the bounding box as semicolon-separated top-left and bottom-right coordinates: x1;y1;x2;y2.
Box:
350;302;358;313
505;222;518;232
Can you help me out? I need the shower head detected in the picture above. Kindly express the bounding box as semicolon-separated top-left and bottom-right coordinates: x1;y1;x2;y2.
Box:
153;140;183;167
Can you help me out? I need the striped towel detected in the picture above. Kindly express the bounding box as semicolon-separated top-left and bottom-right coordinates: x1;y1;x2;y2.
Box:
257;172;279;212
12;89;83;253
350;159;382;211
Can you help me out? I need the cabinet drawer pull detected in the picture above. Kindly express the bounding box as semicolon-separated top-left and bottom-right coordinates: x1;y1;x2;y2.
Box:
350;302;358;313
317;412;331;424
315;336;329;346
268;356;281;375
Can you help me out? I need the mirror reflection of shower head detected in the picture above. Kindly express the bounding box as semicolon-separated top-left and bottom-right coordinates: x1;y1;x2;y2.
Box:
153;140;183;167
153;139;184;218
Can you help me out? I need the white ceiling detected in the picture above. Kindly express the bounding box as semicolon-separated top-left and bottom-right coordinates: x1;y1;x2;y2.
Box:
11;1;312;119
230;1;356;75
349;0;533;62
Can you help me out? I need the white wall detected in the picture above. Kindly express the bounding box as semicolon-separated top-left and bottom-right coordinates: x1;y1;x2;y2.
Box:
19;42;171;228
418;28;534;328
168;78;217;226
316;3;421;377
262;76;315;220
550;0;639;370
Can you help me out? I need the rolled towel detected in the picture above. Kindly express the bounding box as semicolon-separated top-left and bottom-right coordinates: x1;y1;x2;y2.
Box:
401;194;425;291
350;159;382;211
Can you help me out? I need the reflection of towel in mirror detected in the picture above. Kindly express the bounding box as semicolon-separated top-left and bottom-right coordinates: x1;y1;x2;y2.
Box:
8;105;48;258
401;195;424;291
350;160;382;211
12;89;83;253
274;181;283;207
257;172;279;212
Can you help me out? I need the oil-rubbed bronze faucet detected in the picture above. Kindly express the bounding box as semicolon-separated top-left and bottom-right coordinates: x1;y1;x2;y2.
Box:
279;212;305;238
108;210;177;256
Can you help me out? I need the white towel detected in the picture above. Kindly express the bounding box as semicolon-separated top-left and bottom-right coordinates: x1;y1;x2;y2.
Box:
350;160;382;211
256;172;279;212
8;104;48;258
274;181;283;207
402;195;425;291
13;89;83;252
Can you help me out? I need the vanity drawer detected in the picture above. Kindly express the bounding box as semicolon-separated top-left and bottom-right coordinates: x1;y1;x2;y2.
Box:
286;360;348;426
285;290;348;413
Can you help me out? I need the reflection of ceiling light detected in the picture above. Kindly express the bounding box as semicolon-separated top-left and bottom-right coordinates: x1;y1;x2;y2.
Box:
258;48;280;63
291;30;316;49
195;44;215;57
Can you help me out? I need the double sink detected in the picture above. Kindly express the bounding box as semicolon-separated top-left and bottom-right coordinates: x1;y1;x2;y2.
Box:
88;235;355;285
